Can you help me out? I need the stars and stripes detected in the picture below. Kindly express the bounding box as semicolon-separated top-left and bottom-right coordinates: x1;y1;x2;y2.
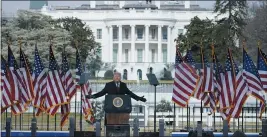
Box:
11;47;35;115
45;45;67;115
81;81;94;123
172;49;199;107
1;56;12;113
258;48;267;92
75;49;82;83
7;46;20;103
32;45;47;116
222;49;236;110
243;48;266;119
226;50;249;119
60;52;76;127
212;53;223;106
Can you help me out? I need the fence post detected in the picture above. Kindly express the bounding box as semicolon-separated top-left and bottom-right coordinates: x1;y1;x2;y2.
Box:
30;117;37;137
6;117;11;137
223;120;228;137
95;121;101;137
69;117;75;137
133;118;139;137
262;119;267;137
197;121;202;137
159;119;165;137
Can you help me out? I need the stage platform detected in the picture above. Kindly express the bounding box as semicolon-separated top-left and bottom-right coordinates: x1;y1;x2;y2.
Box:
1;131;260;137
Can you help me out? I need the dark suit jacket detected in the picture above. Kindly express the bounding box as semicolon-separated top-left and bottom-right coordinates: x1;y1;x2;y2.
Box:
92;81;141;125
92;81;141;101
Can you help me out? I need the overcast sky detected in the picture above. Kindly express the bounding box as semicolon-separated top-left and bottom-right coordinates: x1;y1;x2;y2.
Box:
2;1;216;14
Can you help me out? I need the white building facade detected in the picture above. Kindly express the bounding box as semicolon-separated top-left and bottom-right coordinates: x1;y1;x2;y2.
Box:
41;1;218;80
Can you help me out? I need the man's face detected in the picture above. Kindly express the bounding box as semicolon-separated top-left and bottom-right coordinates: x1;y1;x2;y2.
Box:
113;73;121;82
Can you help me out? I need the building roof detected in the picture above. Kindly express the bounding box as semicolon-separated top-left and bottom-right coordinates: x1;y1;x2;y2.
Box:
123;4;158;9
30;1;48;9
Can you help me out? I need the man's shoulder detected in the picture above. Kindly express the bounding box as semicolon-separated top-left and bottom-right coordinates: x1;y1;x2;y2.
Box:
106;81;114;85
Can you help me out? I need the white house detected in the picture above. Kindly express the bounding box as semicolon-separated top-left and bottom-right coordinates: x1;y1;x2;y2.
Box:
40;1;219;80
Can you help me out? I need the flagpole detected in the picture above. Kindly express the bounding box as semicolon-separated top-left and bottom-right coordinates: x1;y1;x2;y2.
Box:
256;100;258;132
200;38;204;123
173;103;176;131
18;38;23;131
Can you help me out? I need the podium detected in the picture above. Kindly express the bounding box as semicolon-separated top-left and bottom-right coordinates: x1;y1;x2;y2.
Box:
104;95;132;137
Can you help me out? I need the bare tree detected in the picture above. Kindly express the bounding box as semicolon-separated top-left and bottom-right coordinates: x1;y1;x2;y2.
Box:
244;1;267;56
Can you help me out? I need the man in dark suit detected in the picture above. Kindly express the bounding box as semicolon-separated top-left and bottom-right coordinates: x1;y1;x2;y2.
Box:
86;72;146;125
85;72;147;102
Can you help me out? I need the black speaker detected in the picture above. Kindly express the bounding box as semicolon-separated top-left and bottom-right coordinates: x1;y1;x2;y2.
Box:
106;124;130;137
232;130;247;137
139;132;159;137
74;131;96;137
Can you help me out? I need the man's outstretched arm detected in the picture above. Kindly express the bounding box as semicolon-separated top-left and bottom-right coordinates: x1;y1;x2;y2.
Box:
125;84;146;102
86;83;108;99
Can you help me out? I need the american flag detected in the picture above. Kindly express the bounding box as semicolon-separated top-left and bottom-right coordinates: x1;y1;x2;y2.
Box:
8;46;29;115
172;49;199;107
200;49;215;113
20;48;34;102
81;81;94;123
32;45;47;116
222;49;236;110
75;49;94;123
243;48;266;119
7;46;20;103
75;49;82;83
194;76;210;106
258;48;267;92
200;49;214;93
183;50;197;73
60;52;76;127
183;50;209;106
45;45;67;114
212;53;223;106
225;50;249;119
1;56;12;113
12;48;35;115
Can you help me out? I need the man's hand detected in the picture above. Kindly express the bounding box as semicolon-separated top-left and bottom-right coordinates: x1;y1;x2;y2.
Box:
139;96;147;102
85;94;95;99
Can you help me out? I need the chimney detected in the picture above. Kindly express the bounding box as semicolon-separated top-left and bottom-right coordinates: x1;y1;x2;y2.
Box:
184;1;190;8
119;1;125;8
155;1;160;9
90;1;96;8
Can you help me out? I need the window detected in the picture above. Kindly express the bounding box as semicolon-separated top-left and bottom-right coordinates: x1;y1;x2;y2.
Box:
137;69;142;80
123;69;128;80
113;28;118;40
137;49;143;62
162;49;167;63
113;49;118;62
151;28;156;39
125;49;129;63
137;28;143;39
178;29;183;35
96;48;102;59
149;67;153;74
125;28;129;39
97;29;102;39
151;49;155;62
163;30;167;40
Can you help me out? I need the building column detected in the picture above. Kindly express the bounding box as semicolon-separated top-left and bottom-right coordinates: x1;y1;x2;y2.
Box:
109;26;113;62
118;25;122;63
145;105;149;126
145;25;150;62
167;26;172;63
158;25;162;62
131;25;135;63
